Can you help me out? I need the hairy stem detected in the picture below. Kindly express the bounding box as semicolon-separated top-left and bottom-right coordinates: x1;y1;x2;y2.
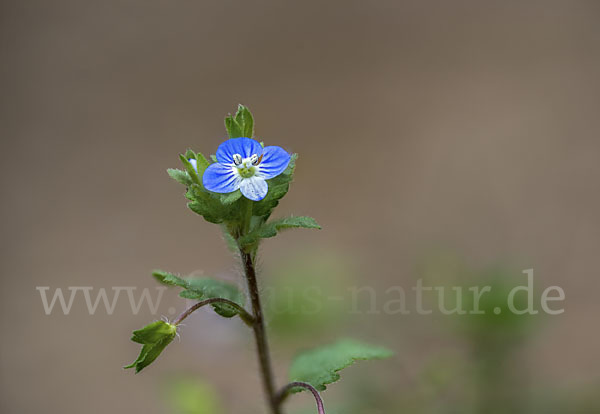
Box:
241;249;281;414
276;382;325;414
173;298;254;326
237;198;281;413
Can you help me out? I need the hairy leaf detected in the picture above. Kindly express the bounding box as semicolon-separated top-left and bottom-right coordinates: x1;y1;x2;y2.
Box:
124;320;177;373
252;153;297;217
153;270;245;318
225;104;254;138
167;168;192;186
169;150;210;188
178;155;200;185
224;117;243;139
219;189;243;205
289;339;393;392
192;152;211;179
240;216;320;249
235;104;254;138
186;184;237;224
169;151;234;224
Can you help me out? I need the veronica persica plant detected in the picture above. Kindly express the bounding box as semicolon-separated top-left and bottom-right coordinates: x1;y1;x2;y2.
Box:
125;105;392;414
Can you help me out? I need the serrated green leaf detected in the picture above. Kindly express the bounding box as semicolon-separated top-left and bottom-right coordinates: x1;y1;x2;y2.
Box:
239;216;320;249
186;191;223;223
171;150;237;224
167;168;192;186
252;153;297;217
187;200;223;224
252;182;289;217
183;278;245;318
152;270;245;318
125;320;177;373
152;270;189;288
185;183;238;224
152;270;171;285
289;339;394;392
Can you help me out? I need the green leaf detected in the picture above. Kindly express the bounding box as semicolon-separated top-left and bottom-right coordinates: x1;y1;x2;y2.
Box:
169;151;210;188
289;339;393;392
152;270;245;318
225;104;254;138
235;104;254;138
239;216;320;249
171;152;236;224
252;153;297;217
221;227;239;253
186;190;224;223
192;152;211;179
179;155;201;185
185;183;239;224
167;168;192;186
224;116;243;139
187;201;222;224
219;189;243;205
184;149;196;160
153;270;185;286
124;320;177;373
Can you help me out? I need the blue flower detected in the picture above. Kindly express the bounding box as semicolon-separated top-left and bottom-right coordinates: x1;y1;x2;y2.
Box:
198;138;291;201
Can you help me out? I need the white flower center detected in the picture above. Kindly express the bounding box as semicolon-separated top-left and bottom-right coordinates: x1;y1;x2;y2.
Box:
232;153;261;179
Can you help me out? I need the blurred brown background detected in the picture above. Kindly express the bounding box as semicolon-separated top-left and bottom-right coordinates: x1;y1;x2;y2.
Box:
1;1;599;413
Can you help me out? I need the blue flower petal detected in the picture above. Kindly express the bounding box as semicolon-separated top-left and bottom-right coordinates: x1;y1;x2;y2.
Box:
202;163;240;193
258;146;291;179
239;177;268;201
216;138;263;164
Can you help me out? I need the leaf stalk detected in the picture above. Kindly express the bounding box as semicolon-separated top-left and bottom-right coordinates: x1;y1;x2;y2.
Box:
276;382;326;414
173;298;254;326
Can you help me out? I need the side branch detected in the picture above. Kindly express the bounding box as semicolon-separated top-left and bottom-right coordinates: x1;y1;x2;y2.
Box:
173;298;254;326
276;382;325;414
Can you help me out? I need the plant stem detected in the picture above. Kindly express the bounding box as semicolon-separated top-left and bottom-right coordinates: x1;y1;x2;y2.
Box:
241;249;281;414
275;382;325;414
238;198;280;413
173;298;254;326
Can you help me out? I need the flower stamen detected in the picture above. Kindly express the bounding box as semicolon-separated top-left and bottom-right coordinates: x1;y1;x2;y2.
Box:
235;154;260;179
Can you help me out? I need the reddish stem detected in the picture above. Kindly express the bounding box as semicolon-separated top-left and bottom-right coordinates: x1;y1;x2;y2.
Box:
276;382;326;414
